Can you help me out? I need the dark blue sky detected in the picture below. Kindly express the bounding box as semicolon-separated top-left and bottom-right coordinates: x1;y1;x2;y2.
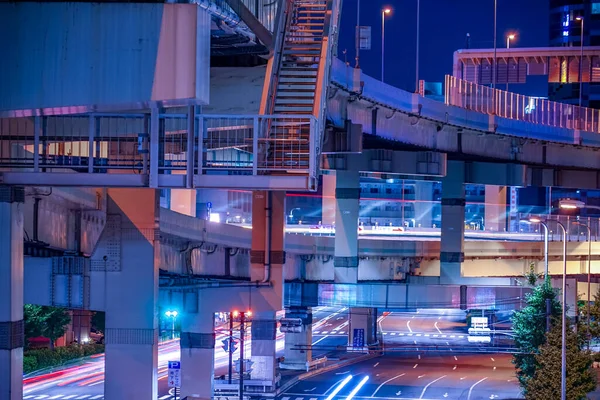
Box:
337;0;549;95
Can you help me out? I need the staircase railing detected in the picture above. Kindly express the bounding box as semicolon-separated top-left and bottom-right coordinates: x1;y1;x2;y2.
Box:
311;0;342;178
259;0;292;116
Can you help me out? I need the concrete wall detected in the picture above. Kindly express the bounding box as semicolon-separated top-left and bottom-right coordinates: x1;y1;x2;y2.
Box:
1;2;210;113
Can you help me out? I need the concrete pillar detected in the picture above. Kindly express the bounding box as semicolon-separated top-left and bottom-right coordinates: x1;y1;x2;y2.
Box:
348;307;378;349
248;191;286;387
332;170;360;284
180;309;215;399
440;162;465;284
281;307;312;370
322;174;336;226
0;187;24;400
414;181;434;228
104;189;159;400
484;185;507;232
71;310;93;344
250;311;278;382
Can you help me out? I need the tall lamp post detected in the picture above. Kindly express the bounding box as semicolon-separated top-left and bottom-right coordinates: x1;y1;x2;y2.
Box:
576;16;585;108
560;199;593;349
522;218;549;280
165;310;178;340
381;8;391;82
415;0;420;93
506;34;516;91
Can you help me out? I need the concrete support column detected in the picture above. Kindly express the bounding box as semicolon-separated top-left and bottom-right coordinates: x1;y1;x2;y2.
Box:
333;170;360;284
440;162;465;284
180;309;215;399
348;307;378;349
250;311;278;382
414;181;434;228
322;174;336;226
0;187;24;400
281;306;312;370
484;185;507;232
104;189;159;400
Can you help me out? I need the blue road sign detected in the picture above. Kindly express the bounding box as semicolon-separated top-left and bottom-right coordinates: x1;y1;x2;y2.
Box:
168;361;180;370
353;328;365;348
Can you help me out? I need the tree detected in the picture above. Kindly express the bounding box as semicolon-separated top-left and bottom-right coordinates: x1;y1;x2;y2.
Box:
91;311;105;333
526;319;596;400
583;286;600;341
512;281;562;394
43;307;71;349
23;305;71;349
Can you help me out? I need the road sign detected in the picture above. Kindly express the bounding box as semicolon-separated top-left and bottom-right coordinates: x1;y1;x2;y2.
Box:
221;337;238;353
357;26;372;50
168;361;181;388
353;328;365;348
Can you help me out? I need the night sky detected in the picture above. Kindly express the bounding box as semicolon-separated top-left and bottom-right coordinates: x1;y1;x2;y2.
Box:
337;0;549;95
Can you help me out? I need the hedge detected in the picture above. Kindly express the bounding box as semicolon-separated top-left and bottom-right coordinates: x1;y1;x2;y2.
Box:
24;344;105;374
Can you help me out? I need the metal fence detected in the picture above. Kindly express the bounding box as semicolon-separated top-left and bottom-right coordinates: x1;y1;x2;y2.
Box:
445;75;600;133
0;113;318;187
514;213;600;242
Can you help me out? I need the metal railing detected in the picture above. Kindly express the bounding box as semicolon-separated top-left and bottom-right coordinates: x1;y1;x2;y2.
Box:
445;75;600;134
0;113;319;190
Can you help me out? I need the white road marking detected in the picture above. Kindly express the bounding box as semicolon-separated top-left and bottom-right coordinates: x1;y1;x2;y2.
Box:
90;397;103;400
322;331;328;334
159;396;171;400
374;362;380;367
490;357;495;362
418;375;426;379
459;335;464;339
433;334;439;337
424;334;430;337
49;396;65;399
407;333;413;337
62;396;78;400
493;366;497;370
383;332;388;335
453;365;457;370
75;396;91;399
370;373;406;397
416;334;422;337
418;354;421;359
335;371;350;375
312;335;330;345
399;333;404;336
407;320;413;333
450;335;456;338
434;321;442;334
391;333;397;336
88;381;104;387
23;397;36;399
454;356;458;361
441;335;447;338
467;377;488;400
419;375;447;399
413;364;419;368
413;340;417;345
34;397;49;399
460;377;467;380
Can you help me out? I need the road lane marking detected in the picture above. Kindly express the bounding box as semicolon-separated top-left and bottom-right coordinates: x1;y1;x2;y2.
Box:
467;377;488;400
418;375;426;378
416;334;422;337
313;335;330;345
490;357;495;362
62;396;78;400
419;375;447;399
49;396;65;399
413;364;418;368
407;320;413;333
408;334;413;337
159;396;171;400
454;356;458;361
23;397;36;399
493;366;497;370
424;334;430;337
433;334;438;337
335;371;350;375
374;362;380;367
391;333;396;336
90;397;103;400
434;321;442;334
383;332;388;335
370;373;406;397
76;396;91;399
88;381;103;387
453;365;457;370
418;354;421;359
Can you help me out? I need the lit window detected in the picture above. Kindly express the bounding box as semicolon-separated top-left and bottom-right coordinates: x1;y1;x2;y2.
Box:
563;30;569;37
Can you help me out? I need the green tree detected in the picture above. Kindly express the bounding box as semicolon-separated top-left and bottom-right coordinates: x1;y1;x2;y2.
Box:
583;286;600;341
526;320;596;400
43;307;71;349
512;281;562;394
91;311;105;332
23;305;71;349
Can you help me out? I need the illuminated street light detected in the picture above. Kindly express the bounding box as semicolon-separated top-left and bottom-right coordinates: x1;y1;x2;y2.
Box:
521;217;567;400
165;310;178;339
559;198;585;210
381;7;392;83
505;34;516;92
576;16;584;108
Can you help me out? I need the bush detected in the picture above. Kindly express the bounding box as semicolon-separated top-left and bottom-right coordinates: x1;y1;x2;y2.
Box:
23;355;38;374
24;344;105;374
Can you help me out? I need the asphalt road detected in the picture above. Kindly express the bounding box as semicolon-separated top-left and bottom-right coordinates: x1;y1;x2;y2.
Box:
279;352;522;400
22;307;346;400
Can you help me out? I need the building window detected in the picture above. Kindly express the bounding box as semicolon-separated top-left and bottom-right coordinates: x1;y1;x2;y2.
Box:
593;3;600;14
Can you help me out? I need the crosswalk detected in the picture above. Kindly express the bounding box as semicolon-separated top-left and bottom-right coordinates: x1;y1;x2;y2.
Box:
23;395;177;399
312;330;347;335
281;396;320;400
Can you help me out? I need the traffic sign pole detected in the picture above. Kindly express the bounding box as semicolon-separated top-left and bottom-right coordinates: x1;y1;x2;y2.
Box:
239;312;245;400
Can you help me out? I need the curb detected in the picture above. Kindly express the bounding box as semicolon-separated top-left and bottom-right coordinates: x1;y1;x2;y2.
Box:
276;352;380;395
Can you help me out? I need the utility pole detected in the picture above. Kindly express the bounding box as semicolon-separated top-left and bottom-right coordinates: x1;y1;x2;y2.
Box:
228;312;234;384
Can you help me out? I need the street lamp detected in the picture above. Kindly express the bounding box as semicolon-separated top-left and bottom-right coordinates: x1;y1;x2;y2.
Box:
559;199;593;349
521;217;549;280
165;310;178;339
506;34;516;91
576;16;584;108
381;7;392;83
415;0;420;94
527;217;567;400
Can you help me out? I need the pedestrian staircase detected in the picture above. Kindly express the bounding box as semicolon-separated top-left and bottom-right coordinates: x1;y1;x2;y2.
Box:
258;0;342;186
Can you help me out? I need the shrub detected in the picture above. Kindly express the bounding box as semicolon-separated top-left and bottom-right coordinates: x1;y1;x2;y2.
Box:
24;344;105;374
